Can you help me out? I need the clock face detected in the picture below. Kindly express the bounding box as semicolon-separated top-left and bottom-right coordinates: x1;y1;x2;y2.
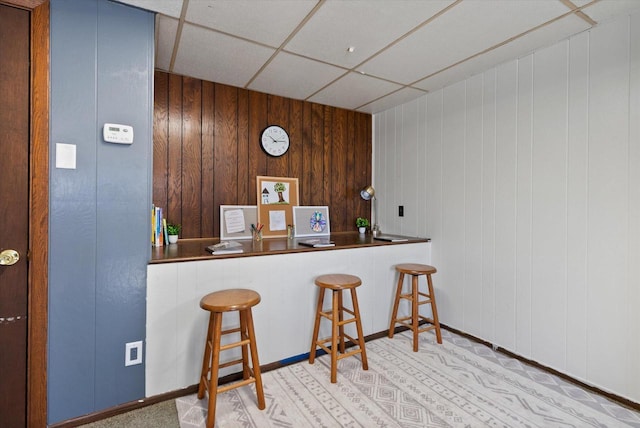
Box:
260;125;290;157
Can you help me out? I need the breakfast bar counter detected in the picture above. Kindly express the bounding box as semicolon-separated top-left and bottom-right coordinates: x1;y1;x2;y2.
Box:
146;232;432;397
150;231;429;263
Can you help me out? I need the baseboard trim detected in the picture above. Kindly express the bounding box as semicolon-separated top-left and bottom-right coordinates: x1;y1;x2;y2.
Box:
440;323;640;412
51;323;638;426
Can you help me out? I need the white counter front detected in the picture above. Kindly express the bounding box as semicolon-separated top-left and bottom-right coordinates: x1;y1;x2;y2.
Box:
146;241;431;396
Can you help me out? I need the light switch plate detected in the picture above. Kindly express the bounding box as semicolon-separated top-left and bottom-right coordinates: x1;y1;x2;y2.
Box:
55;143;76;169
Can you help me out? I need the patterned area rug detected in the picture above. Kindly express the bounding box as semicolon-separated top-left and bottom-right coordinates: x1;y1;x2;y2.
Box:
176;330;640;427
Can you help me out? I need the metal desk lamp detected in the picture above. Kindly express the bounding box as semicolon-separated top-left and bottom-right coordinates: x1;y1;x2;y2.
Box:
360;185;380;237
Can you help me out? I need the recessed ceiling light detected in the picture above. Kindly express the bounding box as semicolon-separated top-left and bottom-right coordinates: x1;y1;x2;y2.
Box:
347;46;355;53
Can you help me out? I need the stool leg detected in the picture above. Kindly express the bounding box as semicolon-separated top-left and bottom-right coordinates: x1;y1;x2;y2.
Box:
412;275;419;352
350;288;368;370
337;291;345;354
239;311;250;380
207;313;223;428
245;308;266;410
198;313;215;400
427;274;443;344
389;272;405;338
330;289;339;383
309;287;325;364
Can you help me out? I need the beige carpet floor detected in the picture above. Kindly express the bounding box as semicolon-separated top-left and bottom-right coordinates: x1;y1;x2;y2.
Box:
176;329;640;427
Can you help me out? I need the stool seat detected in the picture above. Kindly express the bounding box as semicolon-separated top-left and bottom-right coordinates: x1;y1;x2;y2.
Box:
389;264;442;351
315;273;362;290
198;288;265;428
395;263;437;276
200;289;261;312
310;274;368;383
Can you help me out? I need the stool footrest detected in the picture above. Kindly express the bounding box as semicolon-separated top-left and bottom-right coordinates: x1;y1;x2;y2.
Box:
315;337;364;356
217;377;256;394
400;294;432;305
219;338;250;352
319;311;357;327
337;348;364;361
218;357;244;370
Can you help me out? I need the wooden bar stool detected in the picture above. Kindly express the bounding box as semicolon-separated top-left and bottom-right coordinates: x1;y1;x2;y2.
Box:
197;289;265;428
309;274;368;383
389;263;442;352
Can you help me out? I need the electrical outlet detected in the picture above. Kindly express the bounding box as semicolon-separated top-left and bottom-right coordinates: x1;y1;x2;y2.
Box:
399;205;404;217
125;341;143;366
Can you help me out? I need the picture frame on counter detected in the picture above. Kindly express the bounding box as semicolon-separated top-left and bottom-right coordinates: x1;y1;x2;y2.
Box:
220;205;257;240
293;206;330;237
256;176;300;238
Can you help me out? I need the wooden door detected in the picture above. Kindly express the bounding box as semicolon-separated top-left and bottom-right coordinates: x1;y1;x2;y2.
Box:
0;4;30;426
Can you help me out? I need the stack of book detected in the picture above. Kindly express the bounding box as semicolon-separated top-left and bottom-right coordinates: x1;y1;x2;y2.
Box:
151;205;167;247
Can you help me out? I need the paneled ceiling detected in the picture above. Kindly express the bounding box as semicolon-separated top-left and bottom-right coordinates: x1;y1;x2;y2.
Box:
116;0;640;114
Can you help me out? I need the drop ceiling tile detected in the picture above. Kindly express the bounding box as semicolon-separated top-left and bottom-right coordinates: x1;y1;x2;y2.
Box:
173;23;275;88
361;0;570;85
155;15;178;71
308;72;402;111
185;0;317;47
414;14;589;92
582;0;640;24
357;87;426;114
285;0;454;69
248;52;347;101
115;0;184;18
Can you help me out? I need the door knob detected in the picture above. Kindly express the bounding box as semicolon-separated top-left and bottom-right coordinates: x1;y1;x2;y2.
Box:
0;249;19;266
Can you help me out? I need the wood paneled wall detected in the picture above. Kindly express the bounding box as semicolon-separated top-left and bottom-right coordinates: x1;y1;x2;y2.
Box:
153;71;372;238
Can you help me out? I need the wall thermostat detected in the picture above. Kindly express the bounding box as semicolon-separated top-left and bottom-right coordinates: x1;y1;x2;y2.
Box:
103;123;134;144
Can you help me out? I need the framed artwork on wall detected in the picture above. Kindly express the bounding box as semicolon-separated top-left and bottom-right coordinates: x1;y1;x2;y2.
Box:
256;176;299;238
219;205;257;240
293;206;331;237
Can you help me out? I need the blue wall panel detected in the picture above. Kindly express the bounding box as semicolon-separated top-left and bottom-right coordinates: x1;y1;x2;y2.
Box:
49;0;153;423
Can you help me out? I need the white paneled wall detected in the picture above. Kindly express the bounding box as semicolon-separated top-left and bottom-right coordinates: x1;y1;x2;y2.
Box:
373;11;640;403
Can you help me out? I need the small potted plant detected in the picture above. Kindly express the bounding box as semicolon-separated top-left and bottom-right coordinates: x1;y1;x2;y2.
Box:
356;217;369;234
166;223;181;244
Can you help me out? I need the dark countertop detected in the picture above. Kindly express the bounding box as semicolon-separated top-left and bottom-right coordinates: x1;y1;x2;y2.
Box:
150;231;430;264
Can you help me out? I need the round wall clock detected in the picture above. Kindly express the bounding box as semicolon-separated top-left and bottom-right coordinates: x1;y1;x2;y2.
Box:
260;125;290;157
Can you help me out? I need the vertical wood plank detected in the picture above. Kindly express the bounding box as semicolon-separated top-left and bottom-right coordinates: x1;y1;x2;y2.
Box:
167;74;183;226
266;94;289;178
153;71;168;211
249;91;268;205
289;100;304;198
237;88;250;204
310;103;325;206
202;81;215;237
181;77;202;238
322;106;332;205
331;108;347;231
214;83;239;231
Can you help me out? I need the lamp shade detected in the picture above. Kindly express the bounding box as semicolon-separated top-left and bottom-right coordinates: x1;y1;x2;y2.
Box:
360;185;375;200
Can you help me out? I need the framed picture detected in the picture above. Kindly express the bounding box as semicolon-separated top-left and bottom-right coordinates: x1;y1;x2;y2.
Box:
219;205;257;240
293;206;331;237
256;176;299;238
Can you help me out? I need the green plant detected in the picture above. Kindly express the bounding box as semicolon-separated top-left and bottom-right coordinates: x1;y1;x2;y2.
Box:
356;217;369;228
166;223;181;235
